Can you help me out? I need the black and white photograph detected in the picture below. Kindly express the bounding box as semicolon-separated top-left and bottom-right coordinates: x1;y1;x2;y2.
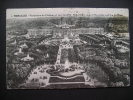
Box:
6;8;130;89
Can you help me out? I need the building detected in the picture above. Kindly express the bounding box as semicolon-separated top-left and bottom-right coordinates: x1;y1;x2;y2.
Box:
27;29;53;38
52;27;105;39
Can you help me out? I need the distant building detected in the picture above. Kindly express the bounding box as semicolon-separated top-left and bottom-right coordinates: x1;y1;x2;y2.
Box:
55;23;75;29
52;28;105;39
27;29;52;38
117;33;129;38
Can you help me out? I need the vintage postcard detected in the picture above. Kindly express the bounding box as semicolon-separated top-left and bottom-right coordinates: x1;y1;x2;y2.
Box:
6;8;130;89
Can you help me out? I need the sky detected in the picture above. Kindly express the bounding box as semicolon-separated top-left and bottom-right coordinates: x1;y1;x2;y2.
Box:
6;8;129;19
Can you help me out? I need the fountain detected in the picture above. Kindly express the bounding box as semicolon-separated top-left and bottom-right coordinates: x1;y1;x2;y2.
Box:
27;54;30;59
14;48;23;55
19;48;22;53
46;53;49;58
21;53;34;61
64;59;70;69
44;53;49;58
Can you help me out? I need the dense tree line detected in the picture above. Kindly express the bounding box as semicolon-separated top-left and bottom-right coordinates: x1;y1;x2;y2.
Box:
106;16;128;33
